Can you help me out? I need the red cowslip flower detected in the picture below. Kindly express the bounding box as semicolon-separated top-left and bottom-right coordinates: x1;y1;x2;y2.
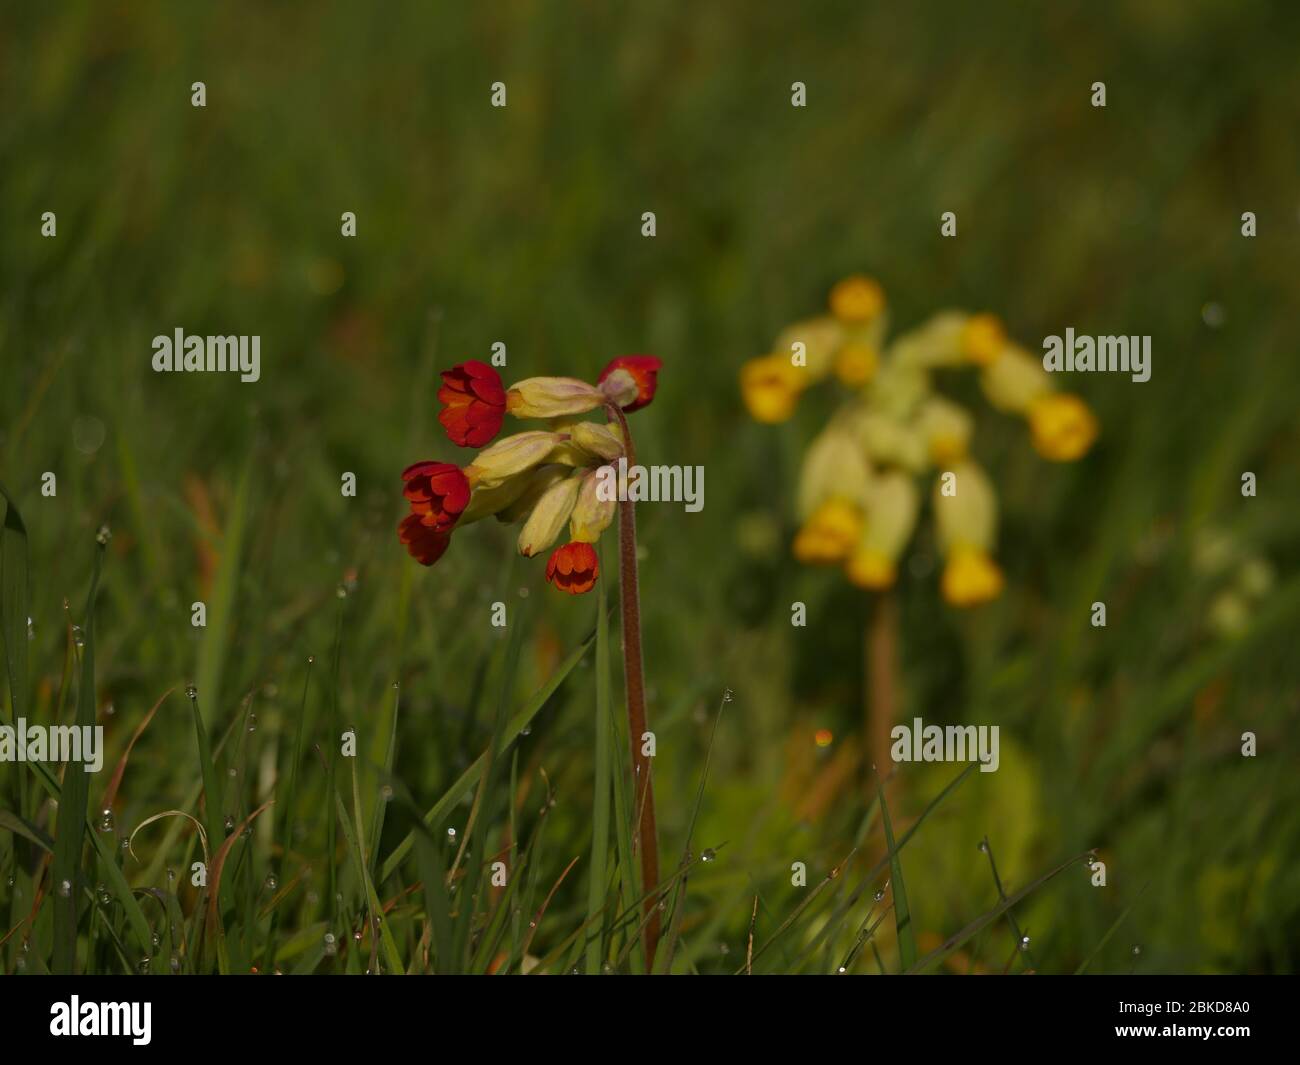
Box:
438;360;507;447
402;461;470;532
545;541;599;595
398;513;451;567
599;355;662;412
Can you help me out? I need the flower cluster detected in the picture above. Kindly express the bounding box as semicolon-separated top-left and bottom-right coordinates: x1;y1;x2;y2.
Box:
741;275;1098;606
398;354;662;594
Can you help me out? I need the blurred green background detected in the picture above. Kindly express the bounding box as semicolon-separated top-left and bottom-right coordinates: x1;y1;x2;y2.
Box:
2;1;1298;973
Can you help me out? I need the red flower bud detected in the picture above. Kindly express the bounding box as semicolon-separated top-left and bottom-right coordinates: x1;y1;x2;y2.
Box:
598;355;662;412
402;461;471;532
398;513;451;567
544;540;599;595
438;360;507;447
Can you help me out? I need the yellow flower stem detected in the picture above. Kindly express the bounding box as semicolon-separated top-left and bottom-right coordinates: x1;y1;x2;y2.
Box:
604;400;661;969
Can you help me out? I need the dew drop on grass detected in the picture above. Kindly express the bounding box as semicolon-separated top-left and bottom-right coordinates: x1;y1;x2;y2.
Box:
873;889;885;902
170;953;181;974
837;966;847;974
98;808;115;832
26;617;34;640
446;827;457;841
323;932;338;956
72;625;85;649
1019;935;1031;951
723;688;734;703
58;879;72;897
138;957;150;974
264;873;278;892
978;840;989;853
152;932;161;948
95;524;112;546
1132;945;1142;956
223;815;235;835
119;835;130;852
701;848;716;863
167;868;176;884
247;715;257;732
185;685;198;700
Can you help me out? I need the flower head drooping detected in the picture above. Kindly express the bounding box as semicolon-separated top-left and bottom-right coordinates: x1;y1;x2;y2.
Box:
402;354;660;593
545;540;599;595
438;360;507;447
401;461;471;533
745;275;1098;607
599;355;663;412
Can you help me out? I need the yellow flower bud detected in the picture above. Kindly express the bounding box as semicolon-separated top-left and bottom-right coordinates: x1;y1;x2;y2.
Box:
829;275;885;324
933;459;997;553
505;377;604;419
518;471;583;557
941;546;1005;607
797;422;873;522
466;431;566;489
960;313;1007;366
793;497;863;564
834;341;879;386
569;467;617;543
916;396;973;465
1027;393;1098;462
740;354;806;423
978;344;1051;414
569;421;625;461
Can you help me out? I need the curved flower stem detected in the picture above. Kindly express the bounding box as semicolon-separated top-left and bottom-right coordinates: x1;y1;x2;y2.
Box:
605;401;661;969
866;591;900;805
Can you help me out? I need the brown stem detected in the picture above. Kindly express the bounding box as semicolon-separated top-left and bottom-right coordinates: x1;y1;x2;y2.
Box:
866;591;900;805
605;401;661;969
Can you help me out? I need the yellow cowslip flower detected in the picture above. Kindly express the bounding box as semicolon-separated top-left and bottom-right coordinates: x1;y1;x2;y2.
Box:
845;472;919;590
959;313;1007;366
829;275;885;324
793;497;863;564
1027;393;1098;462
518;471;584;557
773;316;844;378
740;353;806;423
834;341;879;386
851;410;928;473
466;431;567;489
933;459;997;553
978;344;1051;414
797;421;874;521
916;395;973;465
890;311;968;369
569;467;617;543
941;545;1005;607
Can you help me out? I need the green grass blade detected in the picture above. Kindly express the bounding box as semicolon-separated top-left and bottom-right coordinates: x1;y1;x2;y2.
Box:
50;533;105;972
876;774;915;972
1074;882;1149;975
584;552;613;973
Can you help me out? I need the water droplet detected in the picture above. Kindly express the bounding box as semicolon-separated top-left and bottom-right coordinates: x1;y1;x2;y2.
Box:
873;889;885;902
601;962;614;974
119;835;130;851
353;929;363;942
701;848;716;863
837;965;847;974
1019;935;1031;951
247;715;257;732
26;617;34;640
185;685;198;700
446;827;457;840
227;767;237;777
380;785;393;802
223;815;235;834
570;966;580;975
722;688;734;703
264;873;278;891
72;625;85;648
323;932;337;955
169;953;181;973
1131;944;1141;956
138;956;150;974
307;655;315;665
5;876;13;887
99;808;114;832
58;879;72;897
167;868;176;883
335;583;348;599
95;524;112;546
151;932;161;948
520;725;531;736
978;840;989;853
